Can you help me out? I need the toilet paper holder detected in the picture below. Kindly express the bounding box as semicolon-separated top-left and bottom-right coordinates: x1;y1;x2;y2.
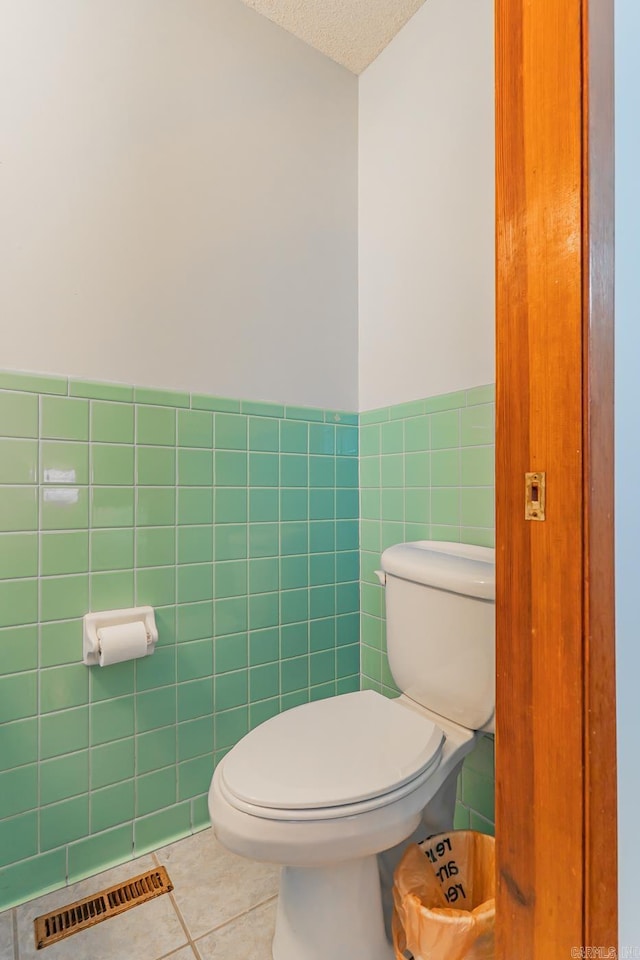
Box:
83;606;158;666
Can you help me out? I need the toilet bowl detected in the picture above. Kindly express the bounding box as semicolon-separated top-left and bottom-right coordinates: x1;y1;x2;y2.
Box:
208;689;476;960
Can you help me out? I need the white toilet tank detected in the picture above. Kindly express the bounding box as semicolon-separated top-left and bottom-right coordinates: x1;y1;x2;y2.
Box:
380;541;495;732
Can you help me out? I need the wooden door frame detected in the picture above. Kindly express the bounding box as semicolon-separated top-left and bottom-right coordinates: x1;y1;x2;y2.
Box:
495;0;616;955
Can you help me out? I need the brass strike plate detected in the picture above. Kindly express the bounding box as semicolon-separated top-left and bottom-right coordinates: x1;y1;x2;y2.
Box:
525;472;546;521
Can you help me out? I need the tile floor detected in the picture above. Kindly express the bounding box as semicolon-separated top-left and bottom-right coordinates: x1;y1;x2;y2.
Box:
0;828;280;960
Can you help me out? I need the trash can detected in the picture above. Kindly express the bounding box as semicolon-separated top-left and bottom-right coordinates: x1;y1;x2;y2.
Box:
392;831;495;960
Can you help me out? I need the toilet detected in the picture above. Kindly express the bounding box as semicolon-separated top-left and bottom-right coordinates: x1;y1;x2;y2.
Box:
208;540;495;960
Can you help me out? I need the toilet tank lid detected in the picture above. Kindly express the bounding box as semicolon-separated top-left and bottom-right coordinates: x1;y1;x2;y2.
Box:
381;541;495;600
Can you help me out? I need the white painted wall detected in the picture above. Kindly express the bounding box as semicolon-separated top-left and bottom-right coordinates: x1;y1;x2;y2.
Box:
0;0;358;409
358;0;495;411
615;0;640;943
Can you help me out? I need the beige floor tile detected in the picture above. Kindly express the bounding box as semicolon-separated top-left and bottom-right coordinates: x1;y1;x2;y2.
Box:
194;899;276;960
16;856;187;960
160;948;199;960
0;911;13;960
154;829;279;940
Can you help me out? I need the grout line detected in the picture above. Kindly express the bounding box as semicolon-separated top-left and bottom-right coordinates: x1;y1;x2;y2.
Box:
12;907;19;960
165;893;202;960
156;870;202;960
155;941;200;960
35;395;43;864
148;854;202;960
191;893;279;943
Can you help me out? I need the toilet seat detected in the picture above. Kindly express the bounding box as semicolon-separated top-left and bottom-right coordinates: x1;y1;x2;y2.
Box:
219;690;445;821
218;752;443;821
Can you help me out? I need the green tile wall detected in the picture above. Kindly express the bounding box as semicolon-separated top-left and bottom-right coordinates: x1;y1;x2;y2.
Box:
359;385;495;836
0;370;495;910
0;372;360;910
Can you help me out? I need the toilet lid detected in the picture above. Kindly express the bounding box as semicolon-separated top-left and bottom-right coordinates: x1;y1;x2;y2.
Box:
220;690;444;811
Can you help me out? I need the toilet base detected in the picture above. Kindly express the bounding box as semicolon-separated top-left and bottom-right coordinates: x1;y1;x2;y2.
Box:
272;856;393;960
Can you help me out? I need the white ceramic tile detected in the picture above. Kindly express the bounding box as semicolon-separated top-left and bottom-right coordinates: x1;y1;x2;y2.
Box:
16;856;188;960
0;910;13;960
154;829;279;940
195;899;276;960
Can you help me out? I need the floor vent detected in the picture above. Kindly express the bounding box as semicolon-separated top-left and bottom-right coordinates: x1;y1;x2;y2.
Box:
34;866;173;950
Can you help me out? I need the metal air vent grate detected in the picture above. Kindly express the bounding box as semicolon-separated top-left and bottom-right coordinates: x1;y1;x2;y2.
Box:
34;866;173;950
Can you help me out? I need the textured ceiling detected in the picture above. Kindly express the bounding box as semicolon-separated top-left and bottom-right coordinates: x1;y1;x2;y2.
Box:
238;0;428;74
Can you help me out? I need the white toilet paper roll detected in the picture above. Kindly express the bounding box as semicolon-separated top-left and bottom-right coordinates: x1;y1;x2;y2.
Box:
97;621;148;667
